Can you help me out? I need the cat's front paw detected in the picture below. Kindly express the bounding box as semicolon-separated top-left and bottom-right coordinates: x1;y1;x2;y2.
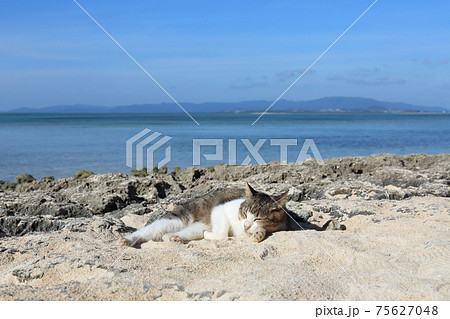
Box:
119;237;132;247
169;235;183;243
162;234;184;243
251;228;266;243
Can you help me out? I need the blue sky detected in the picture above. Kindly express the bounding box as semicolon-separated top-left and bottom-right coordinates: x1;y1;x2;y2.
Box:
1;0;449;110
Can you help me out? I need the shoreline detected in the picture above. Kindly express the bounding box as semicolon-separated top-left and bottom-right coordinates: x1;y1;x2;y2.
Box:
2;152;450;185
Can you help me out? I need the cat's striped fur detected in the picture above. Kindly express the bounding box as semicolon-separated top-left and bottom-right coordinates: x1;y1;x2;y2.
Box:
120;183;288;246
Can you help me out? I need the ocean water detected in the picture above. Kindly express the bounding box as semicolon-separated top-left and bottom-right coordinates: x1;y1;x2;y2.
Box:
0;113;449;182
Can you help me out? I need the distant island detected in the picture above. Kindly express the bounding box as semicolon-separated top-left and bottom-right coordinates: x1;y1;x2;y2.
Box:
5;96;449;113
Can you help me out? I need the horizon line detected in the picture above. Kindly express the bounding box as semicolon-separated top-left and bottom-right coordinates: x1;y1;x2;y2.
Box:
3;95;449;112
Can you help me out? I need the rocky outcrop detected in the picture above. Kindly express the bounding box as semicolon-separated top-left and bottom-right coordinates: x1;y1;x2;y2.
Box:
0;153;448;237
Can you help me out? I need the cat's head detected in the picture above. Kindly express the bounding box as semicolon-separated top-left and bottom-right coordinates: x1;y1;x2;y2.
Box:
238;183;288;234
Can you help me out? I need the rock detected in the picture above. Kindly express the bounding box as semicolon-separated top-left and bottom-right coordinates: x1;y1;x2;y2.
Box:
159;166;168;174
163;283;185;292
11;254;67;283
0;192;94;218
173;167;182;176
347;209;375;218
187;290;214;301
16;174;35;184
64;219;89;232
0;216;66;236
12;258;44;282
89;216;128;234
5;182;17;191
227;294;240;301
131;168;148;177
117;203;151;217
73;170;94;180
286;202;312;221
70;193;126;214
322;219;344;231
216;289;227;298
257;245;278;260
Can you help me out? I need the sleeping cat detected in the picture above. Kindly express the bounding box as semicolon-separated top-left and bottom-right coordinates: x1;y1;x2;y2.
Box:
119;183;289;246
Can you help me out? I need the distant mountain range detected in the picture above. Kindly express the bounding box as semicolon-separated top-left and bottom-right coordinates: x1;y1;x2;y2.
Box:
5;97;449;113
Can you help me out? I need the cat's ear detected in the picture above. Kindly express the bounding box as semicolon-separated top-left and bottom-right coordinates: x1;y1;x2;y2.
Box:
245;183;257;198
275;190;289;206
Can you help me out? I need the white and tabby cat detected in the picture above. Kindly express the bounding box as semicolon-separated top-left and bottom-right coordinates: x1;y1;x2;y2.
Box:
119;183;289;246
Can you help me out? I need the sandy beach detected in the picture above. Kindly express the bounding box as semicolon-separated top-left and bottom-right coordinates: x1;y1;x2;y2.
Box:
0;153;449;300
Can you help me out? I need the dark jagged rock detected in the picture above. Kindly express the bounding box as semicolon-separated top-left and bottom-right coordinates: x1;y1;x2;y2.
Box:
0;216;66;237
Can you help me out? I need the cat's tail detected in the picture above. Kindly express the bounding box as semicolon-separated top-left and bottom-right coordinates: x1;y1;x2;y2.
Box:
120;216;184;247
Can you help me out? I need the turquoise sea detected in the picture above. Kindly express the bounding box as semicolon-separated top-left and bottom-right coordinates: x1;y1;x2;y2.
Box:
0;113;449;182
